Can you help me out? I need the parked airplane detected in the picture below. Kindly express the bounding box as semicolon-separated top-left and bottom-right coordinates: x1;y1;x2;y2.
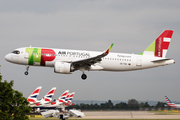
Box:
49;90;69;107
27;86;42;105
29;87;56;107
34;90;72;109
5;30;175;80
165;96;180;108
65;92;75;106
48;91;75;110
68;92;75;104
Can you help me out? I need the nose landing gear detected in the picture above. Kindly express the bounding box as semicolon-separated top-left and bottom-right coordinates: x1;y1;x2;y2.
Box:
24;66;29;75
24;71;28;75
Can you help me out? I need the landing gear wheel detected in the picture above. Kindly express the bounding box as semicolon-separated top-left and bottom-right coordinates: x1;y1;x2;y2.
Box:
25;66;29;75
24;71;28;75
81;74;87;80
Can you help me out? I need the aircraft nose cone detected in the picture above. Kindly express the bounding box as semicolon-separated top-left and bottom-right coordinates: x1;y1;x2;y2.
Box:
5;54;11;62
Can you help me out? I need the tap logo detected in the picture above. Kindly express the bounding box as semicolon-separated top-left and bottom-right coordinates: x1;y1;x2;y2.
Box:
26;48;56;66
154;30;172;57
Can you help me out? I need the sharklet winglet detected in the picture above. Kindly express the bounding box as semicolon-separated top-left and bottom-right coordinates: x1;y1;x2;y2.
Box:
105;43;114;54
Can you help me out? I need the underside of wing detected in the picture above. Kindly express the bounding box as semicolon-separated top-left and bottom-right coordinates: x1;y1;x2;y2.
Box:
71;43;114;71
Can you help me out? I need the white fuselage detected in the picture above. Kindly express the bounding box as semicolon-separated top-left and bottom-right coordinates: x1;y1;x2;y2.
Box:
5;47;175;72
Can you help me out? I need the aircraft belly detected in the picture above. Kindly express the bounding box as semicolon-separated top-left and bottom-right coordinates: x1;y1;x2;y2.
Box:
18;59;28;65
45;61;54;67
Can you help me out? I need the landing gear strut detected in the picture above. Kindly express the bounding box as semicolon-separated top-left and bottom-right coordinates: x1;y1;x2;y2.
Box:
24;66;29;75
81;74;87;80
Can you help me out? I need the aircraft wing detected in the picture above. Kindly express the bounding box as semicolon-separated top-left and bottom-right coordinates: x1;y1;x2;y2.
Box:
71;43;114;70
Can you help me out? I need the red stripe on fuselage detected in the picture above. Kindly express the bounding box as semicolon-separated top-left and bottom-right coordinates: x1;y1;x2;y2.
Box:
41;49;56;66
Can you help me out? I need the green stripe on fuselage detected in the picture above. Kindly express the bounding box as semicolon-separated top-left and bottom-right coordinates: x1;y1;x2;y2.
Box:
26;48;41;65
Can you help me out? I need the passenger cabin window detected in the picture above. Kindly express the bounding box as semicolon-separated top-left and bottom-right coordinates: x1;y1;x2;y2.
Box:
12;50;20;54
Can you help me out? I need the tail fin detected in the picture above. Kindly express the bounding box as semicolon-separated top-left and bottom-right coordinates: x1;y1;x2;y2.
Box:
68;92;75;104
65;93;71;103
40;87;56;104
165;96;176;108
140;30;173;58
56;90;69;104
27;86;42;104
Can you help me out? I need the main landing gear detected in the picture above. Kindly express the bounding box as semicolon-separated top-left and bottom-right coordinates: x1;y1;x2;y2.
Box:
81;74;87;80
80;69;87;80
24;66;29;75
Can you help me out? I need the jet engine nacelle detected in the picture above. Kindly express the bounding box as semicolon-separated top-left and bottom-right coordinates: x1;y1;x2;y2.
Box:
54;62;72;74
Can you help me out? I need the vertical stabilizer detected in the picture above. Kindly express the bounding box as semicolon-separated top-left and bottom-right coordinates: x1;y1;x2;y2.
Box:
140;30;173;58
56;90;69;104
68;92;75;104
40;87;56;105
165;96;176;108
27;86;42;104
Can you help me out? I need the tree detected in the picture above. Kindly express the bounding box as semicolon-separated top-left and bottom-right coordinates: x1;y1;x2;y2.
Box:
107;100;113;109
139;102;145;108
0;66;31;120
93;103;100;109
144;102;150;108
156;101;166;108
128;99;139;109
115;102;128;109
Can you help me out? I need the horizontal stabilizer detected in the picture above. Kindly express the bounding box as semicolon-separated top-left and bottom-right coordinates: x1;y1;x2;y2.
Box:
151;59;172;62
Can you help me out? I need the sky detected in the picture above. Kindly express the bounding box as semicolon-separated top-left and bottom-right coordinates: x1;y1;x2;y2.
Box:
0;0;180;103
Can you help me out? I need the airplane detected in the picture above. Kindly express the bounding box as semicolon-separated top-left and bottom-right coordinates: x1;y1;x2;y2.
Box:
49;92;75;110
30;87;56;107
27;86;42;105
68;92;75;104
5;30;175;80
48;90;69;107
33;90;70;109
35;87;56;106
65;92;75;106
165;96;180;108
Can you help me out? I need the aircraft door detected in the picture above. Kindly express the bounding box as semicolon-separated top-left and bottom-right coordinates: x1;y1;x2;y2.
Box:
136;56;142;66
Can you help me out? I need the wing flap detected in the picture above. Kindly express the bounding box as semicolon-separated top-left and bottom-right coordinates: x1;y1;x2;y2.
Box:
90;65;104;70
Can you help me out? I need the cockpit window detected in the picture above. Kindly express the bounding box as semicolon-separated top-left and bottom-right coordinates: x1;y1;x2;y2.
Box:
11;50;20;54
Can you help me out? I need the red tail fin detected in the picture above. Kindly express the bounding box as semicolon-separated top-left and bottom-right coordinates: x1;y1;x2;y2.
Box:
155;30;173;57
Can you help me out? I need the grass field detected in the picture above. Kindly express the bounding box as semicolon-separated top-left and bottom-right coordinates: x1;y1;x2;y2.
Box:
30;119;180;120
152;110;180;115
